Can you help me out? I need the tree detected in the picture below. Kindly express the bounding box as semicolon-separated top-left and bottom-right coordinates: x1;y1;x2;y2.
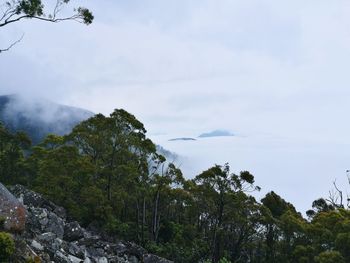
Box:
193;164;260;262
0;121;31;185
306;198;335;219
260;192;307;263
68;110;156;202
0;0;93;52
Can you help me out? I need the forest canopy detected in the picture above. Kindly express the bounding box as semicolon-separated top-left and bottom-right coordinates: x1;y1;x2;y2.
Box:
1;108;349;263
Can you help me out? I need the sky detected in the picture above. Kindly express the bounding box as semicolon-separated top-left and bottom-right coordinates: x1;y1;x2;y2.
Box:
2;0;350;213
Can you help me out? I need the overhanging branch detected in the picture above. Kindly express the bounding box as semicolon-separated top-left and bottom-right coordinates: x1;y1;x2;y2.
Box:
0;33;24;53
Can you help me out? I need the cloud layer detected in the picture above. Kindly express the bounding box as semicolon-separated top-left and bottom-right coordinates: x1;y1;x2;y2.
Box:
2;0;350;212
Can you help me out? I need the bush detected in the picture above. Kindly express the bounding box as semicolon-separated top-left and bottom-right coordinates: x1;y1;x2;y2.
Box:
0;232;15;261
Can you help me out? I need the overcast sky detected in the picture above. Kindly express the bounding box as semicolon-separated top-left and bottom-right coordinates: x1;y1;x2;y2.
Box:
2;0;350;212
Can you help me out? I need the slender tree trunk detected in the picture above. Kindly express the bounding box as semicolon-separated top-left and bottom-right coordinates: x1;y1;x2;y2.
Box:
213;194;224;263
155;213;161;242
107;173;112;201
107;146;116;201
142;197;146;245
211;223;218;263
153;190;160;241
136;199;141;243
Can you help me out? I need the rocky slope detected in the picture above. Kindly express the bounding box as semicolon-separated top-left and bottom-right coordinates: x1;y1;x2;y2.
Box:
4;185;172;263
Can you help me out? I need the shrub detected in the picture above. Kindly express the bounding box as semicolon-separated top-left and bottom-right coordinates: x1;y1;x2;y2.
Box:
0;232;15;261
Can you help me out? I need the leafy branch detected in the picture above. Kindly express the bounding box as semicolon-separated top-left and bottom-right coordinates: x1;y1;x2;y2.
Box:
0;0;93;52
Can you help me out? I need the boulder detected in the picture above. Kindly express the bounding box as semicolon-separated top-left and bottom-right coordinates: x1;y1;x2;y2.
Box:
0;183;26;232
45;212;65;239
8;184;66;219
64;221;85;242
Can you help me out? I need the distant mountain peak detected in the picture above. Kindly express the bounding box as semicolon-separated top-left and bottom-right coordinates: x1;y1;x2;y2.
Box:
0;94;94;144
198;130;234;138
169;137;196;142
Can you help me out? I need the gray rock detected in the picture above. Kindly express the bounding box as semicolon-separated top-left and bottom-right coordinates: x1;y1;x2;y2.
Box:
78;235;101;247
97;257;108;263
31;239;44;251
0;183;26;232
8;184;67;218
67;242;86;258
129;255;139;263
64;221;85;242
27;207;49;234
54;251;70;263
52;238;64;251
46;212;65;238
86;246;105;258
68;254;84;263
37;232;57;243
8;185;173;263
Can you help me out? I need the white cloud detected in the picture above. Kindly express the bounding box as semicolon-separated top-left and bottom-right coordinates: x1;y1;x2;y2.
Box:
2;0;350;211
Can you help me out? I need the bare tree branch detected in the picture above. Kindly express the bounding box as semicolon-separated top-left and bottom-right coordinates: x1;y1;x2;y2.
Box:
0;3;17;22
0;33;24;53
326;179;344;208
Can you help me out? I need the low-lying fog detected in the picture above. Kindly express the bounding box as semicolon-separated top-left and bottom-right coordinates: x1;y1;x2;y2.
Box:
150;133;350;215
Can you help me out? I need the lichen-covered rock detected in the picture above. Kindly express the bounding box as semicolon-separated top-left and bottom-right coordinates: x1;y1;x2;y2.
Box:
8;184;66;219
0;183;26;232
46;211;65;238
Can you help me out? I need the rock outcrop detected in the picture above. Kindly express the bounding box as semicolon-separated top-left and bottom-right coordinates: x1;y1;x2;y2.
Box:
0;183;26;232
6;185;172;263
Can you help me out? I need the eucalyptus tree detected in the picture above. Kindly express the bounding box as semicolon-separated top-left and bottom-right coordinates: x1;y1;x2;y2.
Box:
0;122;30;184
193;163;260;262
0;0;93;52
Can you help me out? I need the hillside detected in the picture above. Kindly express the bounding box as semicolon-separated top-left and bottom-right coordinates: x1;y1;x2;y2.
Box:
0;95;94;144
0;183;171;262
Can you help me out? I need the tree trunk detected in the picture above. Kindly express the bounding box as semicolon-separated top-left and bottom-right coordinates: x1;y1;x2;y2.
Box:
136;199;141;243
153;190;160;241
142;197;146;245
212;194;225;262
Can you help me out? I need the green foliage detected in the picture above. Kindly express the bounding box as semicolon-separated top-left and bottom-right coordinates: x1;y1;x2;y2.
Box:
292;245;316;263
0;122;31;185
0;232;15;262
17;0;44;16
25;256;41;263
262;191;297;218
0;0;93;27
335;233;350;258
315;251;345;263
6;108;350;262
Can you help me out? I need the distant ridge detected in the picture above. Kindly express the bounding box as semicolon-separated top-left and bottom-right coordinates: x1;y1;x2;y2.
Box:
198;130;234;138
169;137;196;141
0;94;94;144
